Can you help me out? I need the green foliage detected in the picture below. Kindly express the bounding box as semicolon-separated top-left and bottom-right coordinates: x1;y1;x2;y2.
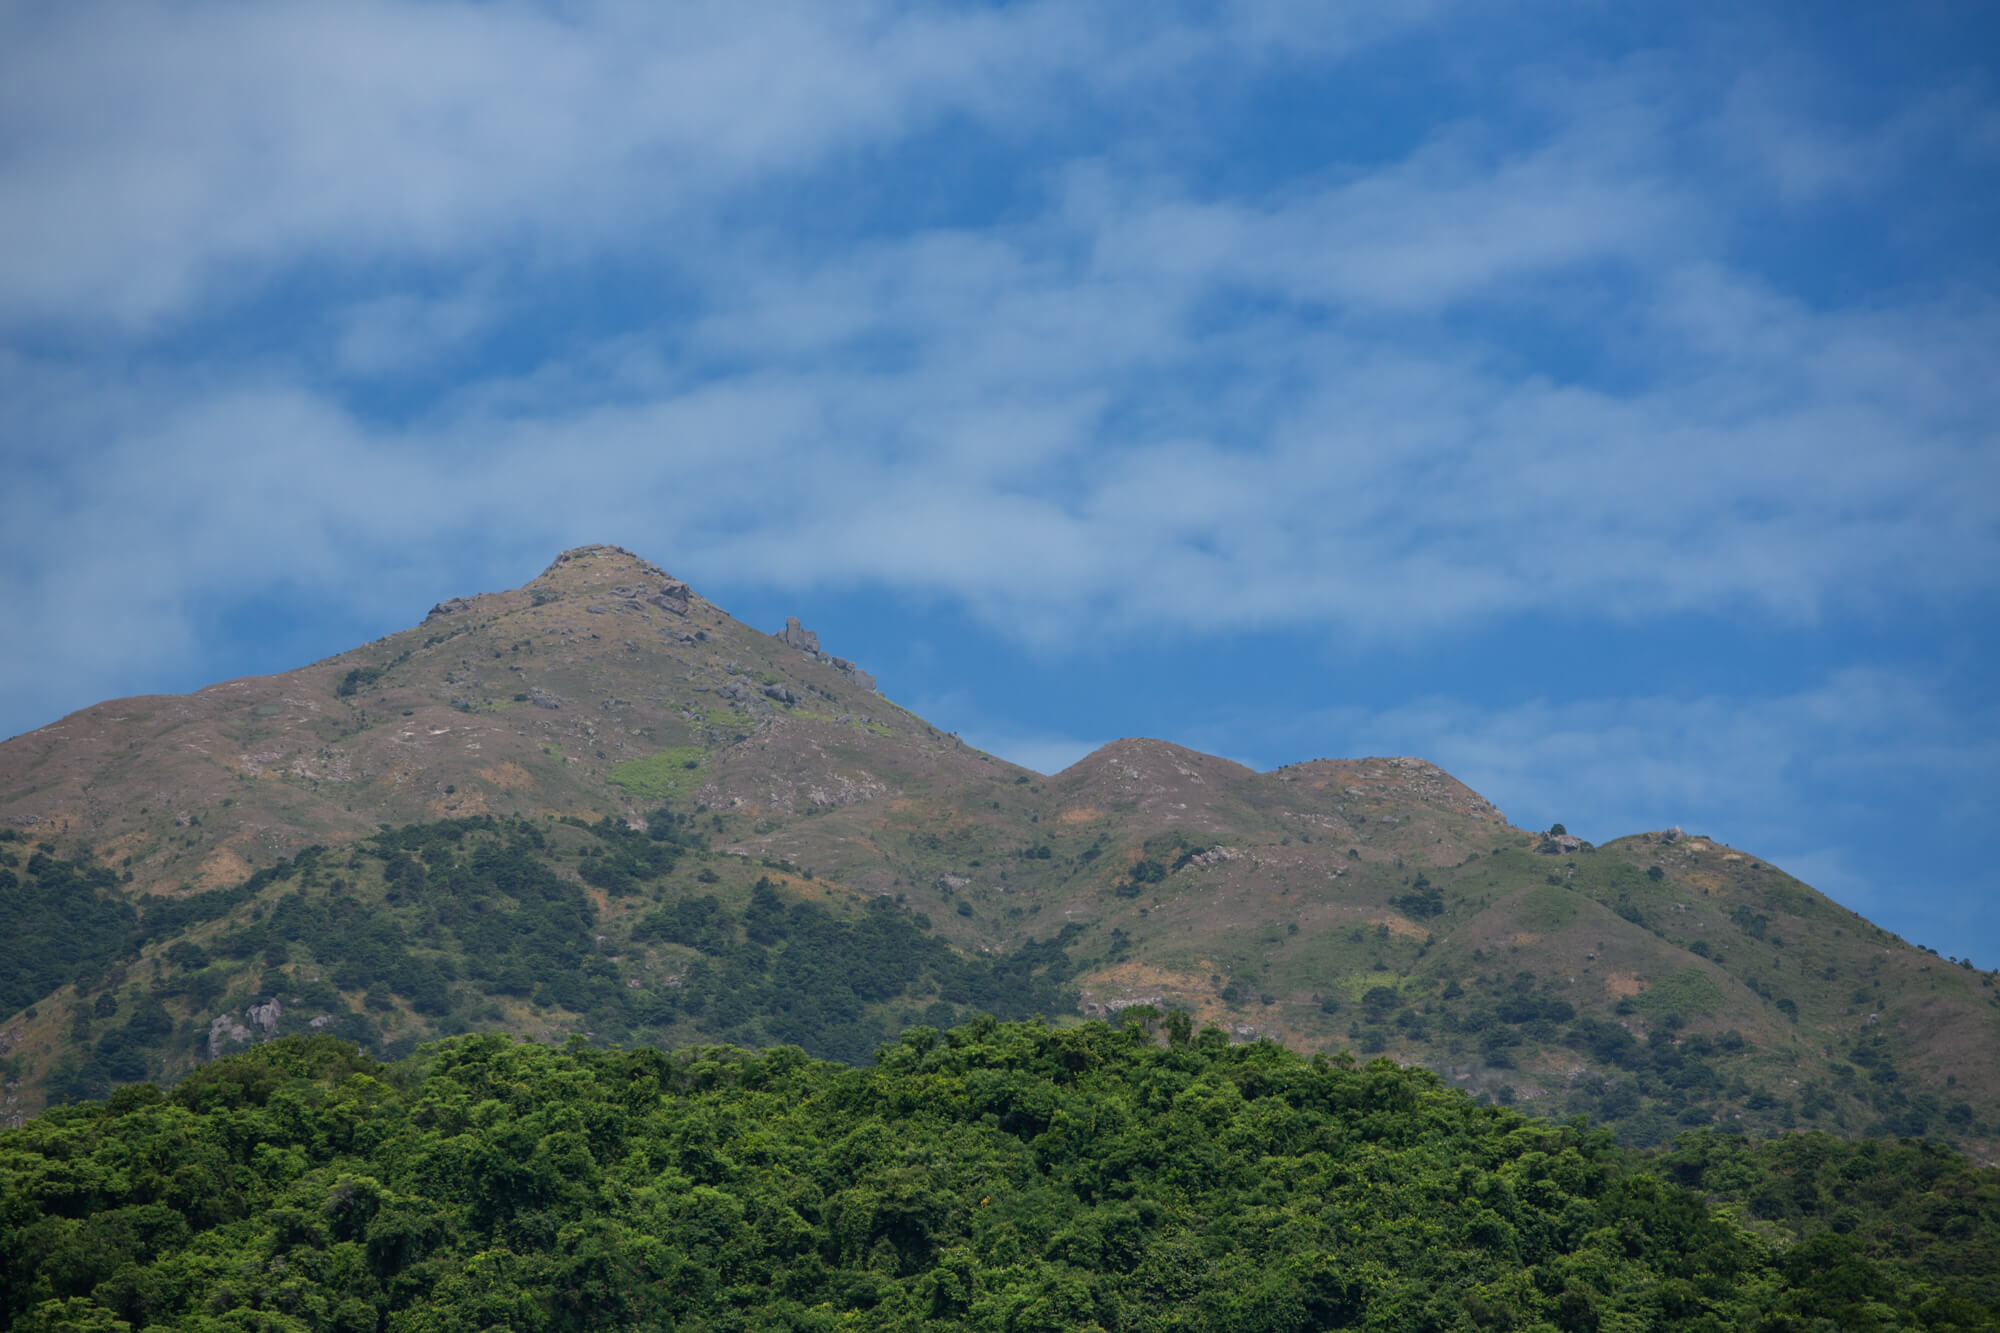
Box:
1661;1130;2000;1320
0;850;134;1016
1392;872;1445;920
606;746;709;799
8;815;1080;1105
635;877;1078;1063
5;1027;1995;1332
1632;966;1724;1022
335;664;387;697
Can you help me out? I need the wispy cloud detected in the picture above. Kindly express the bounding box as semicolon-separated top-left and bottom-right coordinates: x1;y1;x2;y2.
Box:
0;1;1455;333
1;1;1995;959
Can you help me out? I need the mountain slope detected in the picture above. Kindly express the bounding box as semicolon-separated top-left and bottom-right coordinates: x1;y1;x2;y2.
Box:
3;545;1997;1162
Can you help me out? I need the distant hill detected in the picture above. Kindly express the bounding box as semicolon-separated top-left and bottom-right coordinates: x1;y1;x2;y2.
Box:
4;544;1998;1164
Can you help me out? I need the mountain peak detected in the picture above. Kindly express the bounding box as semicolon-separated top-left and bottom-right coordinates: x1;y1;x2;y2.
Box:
418;544;703;626
532;543;678;585
4;545;1997;1160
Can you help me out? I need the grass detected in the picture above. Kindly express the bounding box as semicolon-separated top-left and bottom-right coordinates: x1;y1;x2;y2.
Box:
607;746;708;800
1515;884;1579;932
1634;966;1725;1021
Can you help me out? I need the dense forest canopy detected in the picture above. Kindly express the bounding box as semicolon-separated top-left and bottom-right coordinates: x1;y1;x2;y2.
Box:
4;1024;1997;1332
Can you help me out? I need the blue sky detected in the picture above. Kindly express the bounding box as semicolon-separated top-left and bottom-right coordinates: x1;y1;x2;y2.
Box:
3;2;1996;964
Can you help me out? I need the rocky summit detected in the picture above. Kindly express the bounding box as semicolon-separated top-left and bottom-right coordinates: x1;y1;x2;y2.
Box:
2;545;1998;1165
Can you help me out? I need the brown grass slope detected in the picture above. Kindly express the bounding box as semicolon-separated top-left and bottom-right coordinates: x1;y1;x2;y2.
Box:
3;544;1997;1160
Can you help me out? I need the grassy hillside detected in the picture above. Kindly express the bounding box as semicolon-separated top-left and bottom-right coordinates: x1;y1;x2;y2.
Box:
4;544;1997;1164
0;817;1078;1115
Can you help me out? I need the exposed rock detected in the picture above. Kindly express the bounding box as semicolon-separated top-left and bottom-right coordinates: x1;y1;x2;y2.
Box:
803;772;890;808
1181;846;1241;868
778;617;821;653
248;998;282;1033
309;1015;335;1029
425;596;476;622
649;580;692;616
772;618;878;691
207;1013;254;1059
830;657;878;691
762;685;797;706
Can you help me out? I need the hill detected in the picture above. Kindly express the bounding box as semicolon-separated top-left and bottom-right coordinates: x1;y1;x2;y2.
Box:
4;1027;1998;1332
3;544;1998;1162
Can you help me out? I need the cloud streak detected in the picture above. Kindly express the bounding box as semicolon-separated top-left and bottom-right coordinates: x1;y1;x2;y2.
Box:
1;1;1995;959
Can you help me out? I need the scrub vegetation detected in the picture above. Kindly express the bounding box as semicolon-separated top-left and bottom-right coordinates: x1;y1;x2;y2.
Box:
4;1025;1997;1332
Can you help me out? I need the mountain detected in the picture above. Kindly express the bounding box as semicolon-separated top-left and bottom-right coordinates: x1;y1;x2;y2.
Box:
4;544;1998;1162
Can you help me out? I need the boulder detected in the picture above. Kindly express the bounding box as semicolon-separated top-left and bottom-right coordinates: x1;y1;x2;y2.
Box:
778;617;821;653
207;1013;254;1059
649;580;692;615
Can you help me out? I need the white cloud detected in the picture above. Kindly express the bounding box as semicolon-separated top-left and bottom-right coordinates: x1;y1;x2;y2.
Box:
1714;65;2000;205
0;0;1458;334
5;214;1996;737
333;283;499;378
0;1;1994;973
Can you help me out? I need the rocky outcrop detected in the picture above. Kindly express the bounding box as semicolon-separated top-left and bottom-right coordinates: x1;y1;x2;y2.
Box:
1179;846;1240;869
649;580;692;616
778;618;821;653
830;658;877;691
207;1013;254;1059
425;596;476;621
776;619;878;691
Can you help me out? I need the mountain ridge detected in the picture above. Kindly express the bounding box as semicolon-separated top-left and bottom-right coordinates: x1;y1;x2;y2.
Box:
3;544;1997;1163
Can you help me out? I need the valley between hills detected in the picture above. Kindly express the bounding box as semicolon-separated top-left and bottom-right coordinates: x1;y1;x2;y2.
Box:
4;543;1998;1168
